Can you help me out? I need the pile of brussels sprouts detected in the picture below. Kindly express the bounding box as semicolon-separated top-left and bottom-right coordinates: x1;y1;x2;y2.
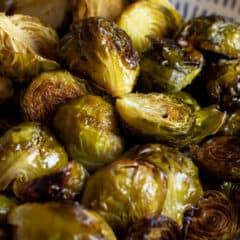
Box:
0;0;239;239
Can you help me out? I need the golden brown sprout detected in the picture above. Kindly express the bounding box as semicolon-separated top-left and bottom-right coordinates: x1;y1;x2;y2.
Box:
73;0;129;23
21;70;90;124
15;161;88;202
60;17;140;97
191;136;240;181
220;110;240;136
125;215;182;240
4;0;71;30
82;159;167;231
183;191;238;240
118;0;183;53
0;77;14;104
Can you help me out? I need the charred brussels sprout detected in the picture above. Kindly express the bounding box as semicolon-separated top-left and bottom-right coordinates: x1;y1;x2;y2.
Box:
21;70;90;124
178;15;240;58
183;191;238;240
53;95;124;171
220;110;240;136
15;161;88;202
0;122;68;194
203;59;240;109
124;215;181;240
4;0;71;30
0;77;14;104
122;143;203;226
82;159;167;230
118;0;183;53
73;0;129;22
0;195;16;225
139;39;204;92
8;202;116;240
191;136;240;181
116;93;195;146
0;13;60;81
60;17;140;97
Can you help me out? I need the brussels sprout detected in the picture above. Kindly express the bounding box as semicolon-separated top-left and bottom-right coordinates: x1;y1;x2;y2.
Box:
191;136;240;181
139;39;204;92
15;161;88;202
116;93;195;146
82;159;167;230
53;95;124;171
73;0;129;22
59;17;140;97
0;77;14;104
0;13;60;81
4;0;71;30
122;143;203;226
178;15;240;58
118;0;183;53
8;201;116;240
202;59;240;109
219;182;240;207
0;195;16;226
183;191;238;240
220;110;240;136
21;70;90;124
124;215;182;240
0;122;68;194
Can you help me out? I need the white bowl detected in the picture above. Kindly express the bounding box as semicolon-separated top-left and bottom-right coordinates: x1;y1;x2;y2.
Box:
169;0;240;22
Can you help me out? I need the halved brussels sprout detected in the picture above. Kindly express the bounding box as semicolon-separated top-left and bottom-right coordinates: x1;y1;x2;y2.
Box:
178;15;240;58
21;70;90;124
220;110;240;136
139;39;204;92
73;0;129;22
82;159;167;230
124;215;181;240
118;0;183;53
0;122;68;193
191;136;240;181
203;59;240;109
53;95;124;171
8;202;116;240
0;13;60;81
4;0;71;30
0;195;16;225
116;93;195;146
183;191;238;240
122;143;203;226
59;17;140;97
15;161;88;202
0;77;14;104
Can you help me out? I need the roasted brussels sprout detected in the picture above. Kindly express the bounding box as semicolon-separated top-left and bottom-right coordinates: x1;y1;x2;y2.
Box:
124;215;182;240
116;93;195;146
82;159;167;230
178;15;240;58
53;95;124;171
122;143;203;226
59;17;140;97
191;136;240;181
15;161;88;202
202;59;240;109
0;195;16;225
220;110;240;136
139;39;204;92
0;13;60;81
4;0;71;30
21;70;90;124
0;77;14;104
8;201;116;240
118;0;183;53
183;191;238;240
73;0;129;22
0;122;68;194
